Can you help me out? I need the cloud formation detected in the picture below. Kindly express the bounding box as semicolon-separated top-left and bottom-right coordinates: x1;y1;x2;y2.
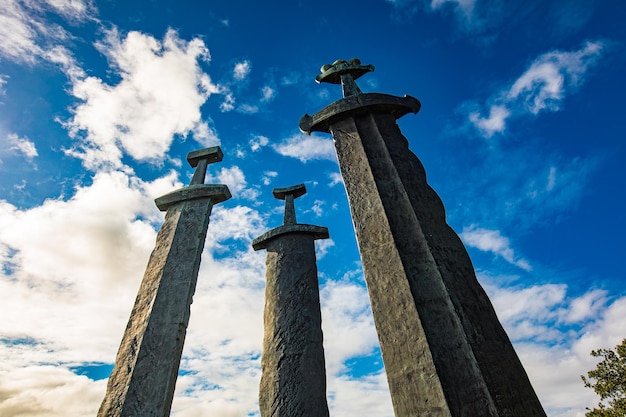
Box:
461;225;531;270
233;60;251;81
430;0;476;20
0;169;181;416
4;133;38;159
385;0;596;39
480;275;626;417
0;0;93;66
63;28;221;169
448;142;597;232
469;41;605;137
260;85;275;102
273;134;337;163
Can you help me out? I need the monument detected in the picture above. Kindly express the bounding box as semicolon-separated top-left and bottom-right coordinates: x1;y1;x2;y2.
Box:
98;146;231;417
252;184;330;417
300;59;547;416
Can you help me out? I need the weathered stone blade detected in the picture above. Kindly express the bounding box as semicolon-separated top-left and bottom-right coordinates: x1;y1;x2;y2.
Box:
97;198;214;417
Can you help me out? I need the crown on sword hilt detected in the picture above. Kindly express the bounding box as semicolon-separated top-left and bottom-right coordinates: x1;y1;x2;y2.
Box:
315;58;375;97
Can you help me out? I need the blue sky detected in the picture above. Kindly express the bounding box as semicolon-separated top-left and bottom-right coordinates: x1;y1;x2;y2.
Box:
0;0;624;416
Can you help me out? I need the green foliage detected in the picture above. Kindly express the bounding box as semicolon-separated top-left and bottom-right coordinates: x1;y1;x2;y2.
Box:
581;339;626;417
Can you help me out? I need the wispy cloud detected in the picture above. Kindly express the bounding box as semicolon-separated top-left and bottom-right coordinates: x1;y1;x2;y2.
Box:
249;135;269;152
461;225;531;271
385;0;598;43
0;74;7;93
260;85;275;102
315;238;334;260
469;41;605;137
448;142;598;232
220;92;235;112
385;0;482;30
310;199;325;217
0;0;48;64
237;103;259;114
5;133;38;159
328;172;343;187
62;28;222;169
273;133;337;163
44;0;95;21
233;60;251;81
0;0;94;65
430;0;476;20
260;170;278;186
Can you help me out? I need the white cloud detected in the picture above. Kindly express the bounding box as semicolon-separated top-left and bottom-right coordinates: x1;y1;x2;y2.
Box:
237;103;259;114
461;225;532;271
280;72;300;86
1;163;622;416
311;199;324;217
0;74;7;93
260;85;275;102
0;0;44;64
220;92;235;112
63;28;222;169
43;45;85;81
320;277;380;375
206;205;266;245
205;165;260;201
315;238;334;260
6;133;38;159
486;281;566;337
273;133;337;163
559;289;608;324
328;373;393;417
507;41;603;114
191;120;220;148
0;171;168;296
43;0;94;21
468;104;509;138
250;135;269;152
328;172;343;187
0;167;269;416
233;60;251;81
479;275;626;417
0;170;180;417
469;41;605;137
0;0;93;66
430;0;476;19
0;366;106;417
260;170;277;186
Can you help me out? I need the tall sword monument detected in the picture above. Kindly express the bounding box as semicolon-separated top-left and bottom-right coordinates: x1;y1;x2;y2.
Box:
300;59;547;417
98;146;231;417
252;184;330;417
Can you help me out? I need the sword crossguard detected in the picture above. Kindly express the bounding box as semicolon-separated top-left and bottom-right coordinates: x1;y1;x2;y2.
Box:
273;184;307;225
187;146;224;185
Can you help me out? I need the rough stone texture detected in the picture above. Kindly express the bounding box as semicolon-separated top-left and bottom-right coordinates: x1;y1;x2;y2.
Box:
305;86;549;415
330;114;497;417
374;112;547;417
97;197;214;417
256;233;330;417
